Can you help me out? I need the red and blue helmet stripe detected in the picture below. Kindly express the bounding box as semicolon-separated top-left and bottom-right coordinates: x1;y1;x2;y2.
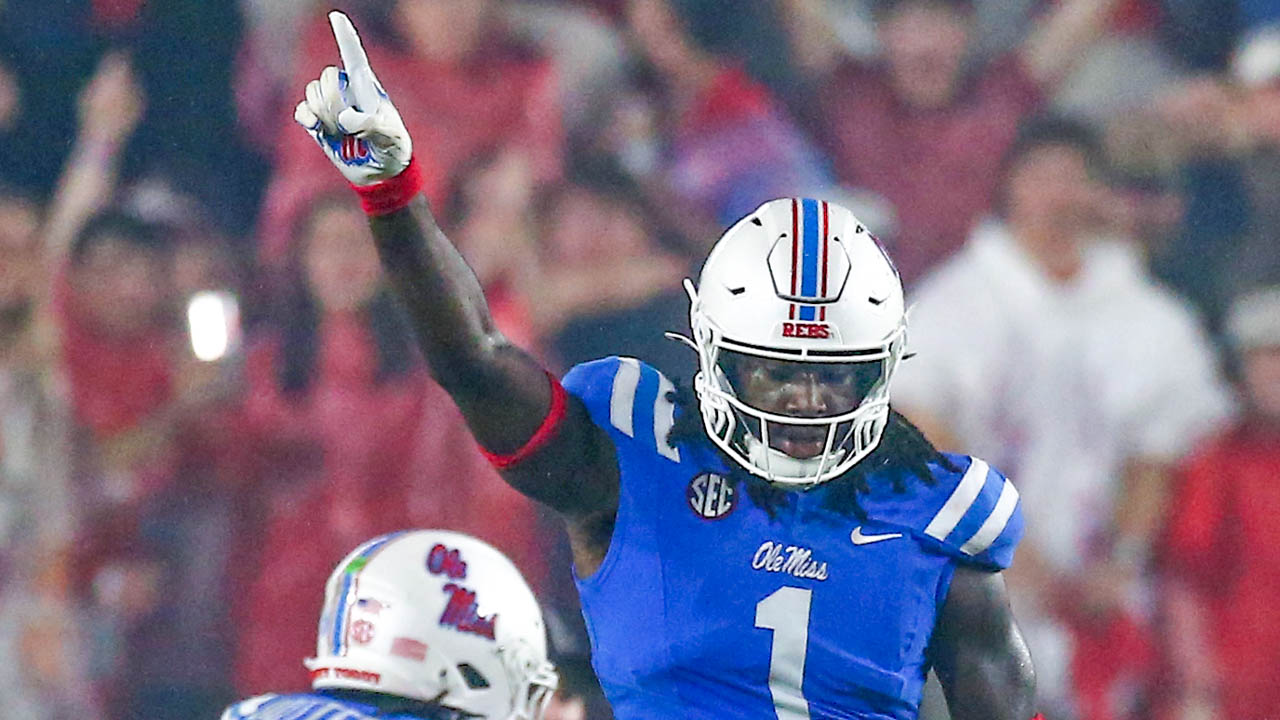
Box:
787;198;833;321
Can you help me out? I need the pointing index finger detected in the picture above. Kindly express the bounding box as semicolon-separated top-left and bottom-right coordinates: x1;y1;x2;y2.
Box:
329;11;379;113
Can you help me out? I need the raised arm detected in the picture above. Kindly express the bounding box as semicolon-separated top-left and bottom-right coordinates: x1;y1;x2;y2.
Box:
368;194;548;444
292;12;618;527
43;53;143;261
929;567;1037;720
367;196;618;516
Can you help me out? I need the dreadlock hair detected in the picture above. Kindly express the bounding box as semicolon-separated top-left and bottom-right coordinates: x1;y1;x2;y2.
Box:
665;382;956;520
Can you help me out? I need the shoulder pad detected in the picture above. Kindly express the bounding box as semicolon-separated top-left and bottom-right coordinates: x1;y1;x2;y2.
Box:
863;454;1023;571
563;356;682;463
221;694;278;720
221;693;373;720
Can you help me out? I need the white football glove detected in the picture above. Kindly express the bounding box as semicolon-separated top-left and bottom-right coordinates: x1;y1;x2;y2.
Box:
294;11;412;186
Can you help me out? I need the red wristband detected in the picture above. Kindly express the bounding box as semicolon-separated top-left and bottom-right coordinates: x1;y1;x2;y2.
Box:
478;373;568;469
352;156;424;216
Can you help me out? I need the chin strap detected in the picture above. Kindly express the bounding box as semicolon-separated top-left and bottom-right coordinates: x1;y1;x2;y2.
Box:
743;433;843;488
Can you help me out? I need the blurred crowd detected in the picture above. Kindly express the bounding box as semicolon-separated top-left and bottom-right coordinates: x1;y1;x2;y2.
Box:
0;0;1278;719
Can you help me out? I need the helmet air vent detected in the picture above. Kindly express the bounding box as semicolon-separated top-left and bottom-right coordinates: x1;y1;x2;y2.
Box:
457;663;490;689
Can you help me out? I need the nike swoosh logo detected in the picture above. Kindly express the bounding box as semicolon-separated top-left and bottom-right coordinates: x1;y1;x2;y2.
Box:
850;527;903;545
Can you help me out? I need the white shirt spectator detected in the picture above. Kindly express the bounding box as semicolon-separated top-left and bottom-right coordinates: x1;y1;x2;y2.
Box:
894;221;1233;573
0;367;100;720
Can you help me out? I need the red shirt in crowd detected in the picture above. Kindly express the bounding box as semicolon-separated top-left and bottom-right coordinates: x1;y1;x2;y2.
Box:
1163;421;1280;720
819;55;1042;285
232;311;549;694
55;275;173;441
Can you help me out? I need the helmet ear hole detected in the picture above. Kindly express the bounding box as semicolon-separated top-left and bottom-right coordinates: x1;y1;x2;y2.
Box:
457;663;491;689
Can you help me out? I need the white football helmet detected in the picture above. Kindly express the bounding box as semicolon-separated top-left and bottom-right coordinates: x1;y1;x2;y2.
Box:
684;197;907;488
305;530;557;719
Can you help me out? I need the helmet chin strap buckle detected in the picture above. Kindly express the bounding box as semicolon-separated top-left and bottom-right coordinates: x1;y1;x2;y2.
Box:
743;433;846;488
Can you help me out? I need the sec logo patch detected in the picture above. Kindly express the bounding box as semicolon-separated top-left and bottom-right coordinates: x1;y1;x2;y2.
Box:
687;473;735;519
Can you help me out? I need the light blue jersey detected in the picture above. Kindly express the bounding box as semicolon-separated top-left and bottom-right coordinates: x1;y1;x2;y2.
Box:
221;692;426;720
565;357;1024;720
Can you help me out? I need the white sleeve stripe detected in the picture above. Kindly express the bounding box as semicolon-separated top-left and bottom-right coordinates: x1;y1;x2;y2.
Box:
959;478;1019;556
924;458;989;542
609;358;641;437
654;374;680;462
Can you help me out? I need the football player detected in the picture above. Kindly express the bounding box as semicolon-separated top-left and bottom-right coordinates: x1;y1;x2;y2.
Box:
293;12;1037;719
221;530;557;720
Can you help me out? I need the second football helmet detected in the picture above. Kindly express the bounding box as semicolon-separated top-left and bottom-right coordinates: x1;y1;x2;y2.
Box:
305;530;556;719
684;197;907;487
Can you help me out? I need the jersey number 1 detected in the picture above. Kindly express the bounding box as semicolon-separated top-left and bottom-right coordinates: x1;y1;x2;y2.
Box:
755;587;813;720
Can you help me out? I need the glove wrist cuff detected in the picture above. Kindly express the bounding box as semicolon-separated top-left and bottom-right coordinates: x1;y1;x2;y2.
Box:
353;157;423;215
